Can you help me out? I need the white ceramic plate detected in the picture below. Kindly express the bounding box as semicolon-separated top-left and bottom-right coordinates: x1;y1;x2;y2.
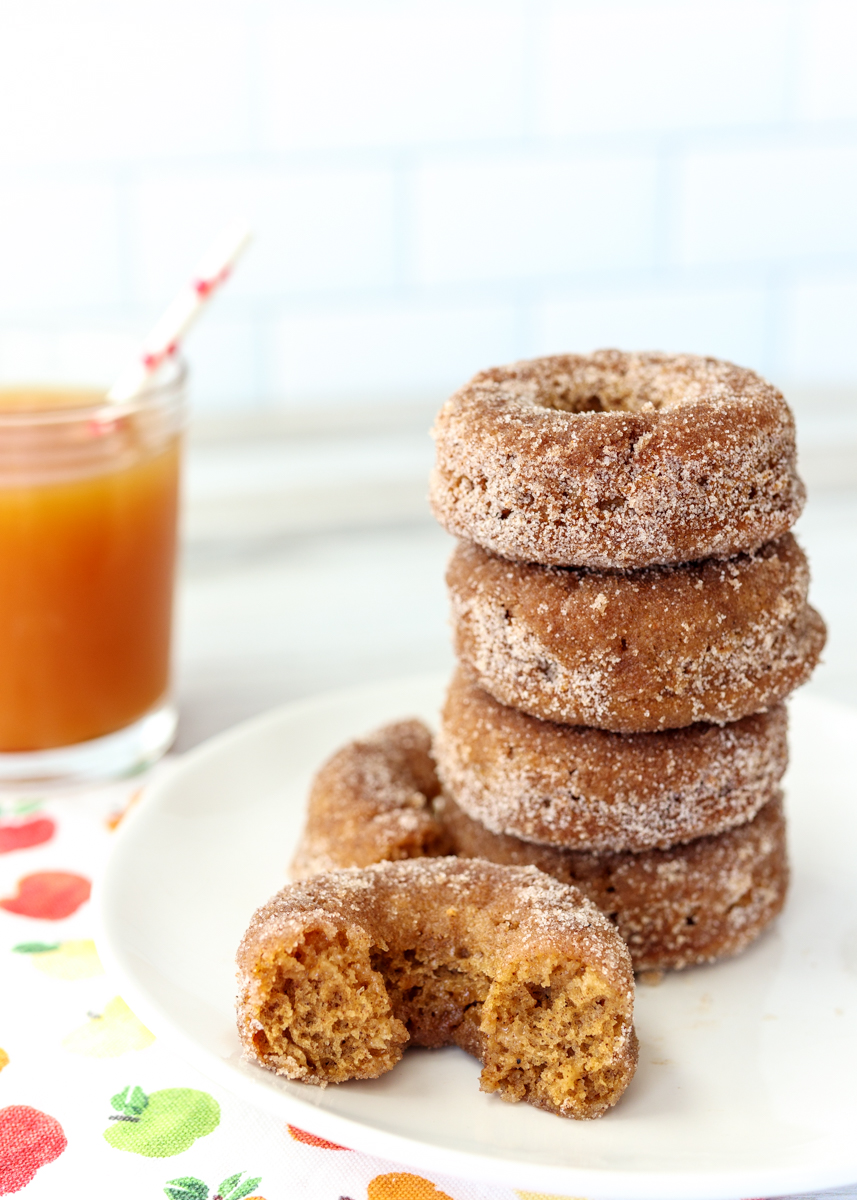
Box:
97;675;857;1200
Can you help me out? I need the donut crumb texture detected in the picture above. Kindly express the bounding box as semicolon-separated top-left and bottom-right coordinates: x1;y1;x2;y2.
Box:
237;859;637;1119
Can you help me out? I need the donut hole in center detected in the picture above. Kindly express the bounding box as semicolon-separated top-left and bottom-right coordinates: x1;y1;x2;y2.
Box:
531;370;689;415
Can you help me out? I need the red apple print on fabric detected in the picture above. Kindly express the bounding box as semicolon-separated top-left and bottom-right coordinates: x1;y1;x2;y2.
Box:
0;818;55;854
0;872;91;919
0;1105;66;1194
286;1124;349;1150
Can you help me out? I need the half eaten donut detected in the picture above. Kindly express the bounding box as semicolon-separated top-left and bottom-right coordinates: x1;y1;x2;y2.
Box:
236;857;637;1119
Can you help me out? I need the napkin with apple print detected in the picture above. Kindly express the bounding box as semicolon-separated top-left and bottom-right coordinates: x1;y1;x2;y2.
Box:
0;779;854;1200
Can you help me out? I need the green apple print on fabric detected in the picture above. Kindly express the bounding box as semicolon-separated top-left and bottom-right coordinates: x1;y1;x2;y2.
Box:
104;1085;220;1157
163;1171;262;1200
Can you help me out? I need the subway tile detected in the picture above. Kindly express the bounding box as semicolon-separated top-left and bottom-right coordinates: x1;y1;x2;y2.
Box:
0;329;60;384
782;276;857;383
185;310;262;412
0;7;252;164
677;142;857;265
413;151;659;284
259;0;527;151
797;0;857;121
266;300;520;403
54;327;140;387
0;179;122;313
0;323;152;389
0;314;257;407
131;167;398;305
532;282;769;371
536;1;791;137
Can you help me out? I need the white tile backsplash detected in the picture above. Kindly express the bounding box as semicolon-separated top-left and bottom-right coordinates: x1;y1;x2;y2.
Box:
267;299;521;403
797;0;857;122
181;308;263;410
132;166;399;303
0;177;122;314
678;140;857;265
783;275;857;383
258;1;528;151
0;9;253;164
1;0;857;408
535;1;792;137
413;151;660;284
533;282;770;369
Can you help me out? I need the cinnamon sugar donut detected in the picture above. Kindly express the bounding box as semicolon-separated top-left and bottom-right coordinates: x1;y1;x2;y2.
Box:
237;857;638;1119
291;719;448;879
289;719;789;972
438;794;788;973
430;351;805;569
448;536;826;732
435;670;787;851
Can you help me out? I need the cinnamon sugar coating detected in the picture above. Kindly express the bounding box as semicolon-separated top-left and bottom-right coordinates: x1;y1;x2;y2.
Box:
430;351;805;569
291;719;447;879
438;793;788;973
448;537;826;732
289;719;788;972
435;671;787;851
237;857;638;1119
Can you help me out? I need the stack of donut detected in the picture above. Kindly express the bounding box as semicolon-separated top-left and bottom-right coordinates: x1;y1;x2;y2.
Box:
427;350;825;972
292;351;825;975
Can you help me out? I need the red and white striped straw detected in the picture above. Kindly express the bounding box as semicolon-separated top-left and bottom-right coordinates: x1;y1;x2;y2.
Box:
107;221;252;404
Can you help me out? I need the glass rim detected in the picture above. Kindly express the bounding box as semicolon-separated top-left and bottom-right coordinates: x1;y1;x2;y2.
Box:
0;356;188;428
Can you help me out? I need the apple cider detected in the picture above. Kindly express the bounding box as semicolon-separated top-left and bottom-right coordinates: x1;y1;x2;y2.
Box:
0;371;185;770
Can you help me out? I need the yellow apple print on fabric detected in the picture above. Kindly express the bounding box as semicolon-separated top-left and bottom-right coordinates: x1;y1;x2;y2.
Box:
104;1085;220;1157
63;997;155;1057
367;1173;454;1200
14;939;104;980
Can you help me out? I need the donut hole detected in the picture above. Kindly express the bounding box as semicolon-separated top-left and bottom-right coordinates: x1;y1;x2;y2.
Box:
251;926;408;1082
535;381;643;414
529;369;687;415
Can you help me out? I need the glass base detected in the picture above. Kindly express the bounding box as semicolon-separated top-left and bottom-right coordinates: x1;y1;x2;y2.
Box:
0;699;177;788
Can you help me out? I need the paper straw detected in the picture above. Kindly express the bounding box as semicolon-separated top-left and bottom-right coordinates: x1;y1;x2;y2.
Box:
107;221;252;404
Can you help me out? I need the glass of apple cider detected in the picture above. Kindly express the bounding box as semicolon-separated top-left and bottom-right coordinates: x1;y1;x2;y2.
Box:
0;360;187;785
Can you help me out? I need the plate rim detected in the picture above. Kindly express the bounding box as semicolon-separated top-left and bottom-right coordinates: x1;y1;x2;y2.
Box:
96;677;857;1200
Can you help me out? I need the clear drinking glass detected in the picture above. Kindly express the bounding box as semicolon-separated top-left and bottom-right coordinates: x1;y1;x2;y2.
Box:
0;359;187;785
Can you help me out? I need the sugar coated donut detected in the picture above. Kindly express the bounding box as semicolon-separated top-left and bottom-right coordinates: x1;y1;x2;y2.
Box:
291;719;447;879
430;351;804;569
290;719;788;971
437;794;788;974
448;536;825;732
435;670;787;851
237;857;638;1119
